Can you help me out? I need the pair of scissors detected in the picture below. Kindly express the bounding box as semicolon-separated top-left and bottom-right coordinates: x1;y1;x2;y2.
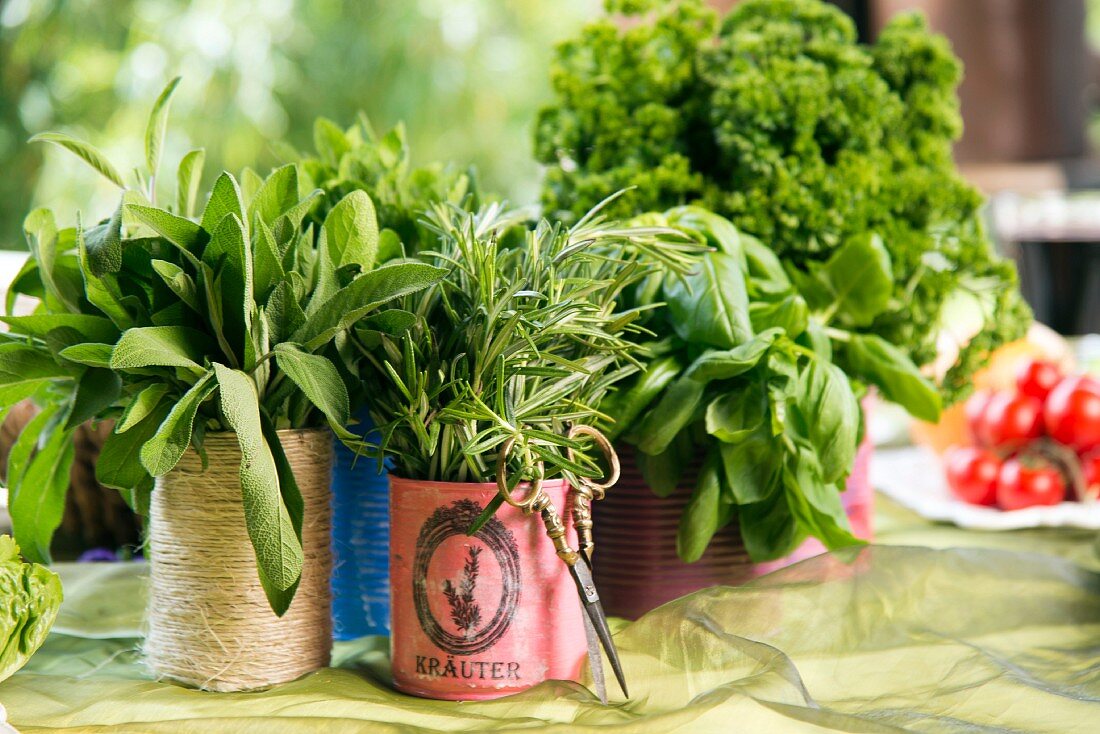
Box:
496;427;627;703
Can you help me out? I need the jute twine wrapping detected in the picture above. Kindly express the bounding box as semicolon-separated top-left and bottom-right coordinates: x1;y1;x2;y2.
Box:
144;429;334;692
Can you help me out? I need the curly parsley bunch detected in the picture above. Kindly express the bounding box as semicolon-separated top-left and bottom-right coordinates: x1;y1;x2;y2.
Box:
535;0;1029;406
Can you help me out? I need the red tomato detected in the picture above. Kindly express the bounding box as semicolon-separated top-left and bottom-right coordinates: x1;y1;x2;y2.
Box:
943;446;1001;506
980;392;1044;448
964;389;995;446
1016;360;1063;402
996;457;1067;510
1081;450;1100;501
1044;375;1100;451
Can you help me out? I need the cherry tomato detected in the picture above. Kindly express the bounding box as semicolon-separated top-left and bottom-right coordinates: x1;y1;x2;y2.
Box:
1016;360;1063;402
1081;449;1100;501
996;457;1067;510
980;392;1044;448
943;445;1001;506
964;389;995;446
1044;375;1100;451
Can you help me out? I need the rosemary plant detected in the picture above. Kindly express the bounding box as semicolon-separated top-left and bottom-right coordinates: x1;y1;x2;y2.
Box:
355;198;701;521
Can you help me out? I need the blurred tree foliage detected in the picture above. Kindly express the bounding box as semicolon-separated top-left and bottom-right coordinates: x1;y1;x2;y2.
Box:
0;0;598;249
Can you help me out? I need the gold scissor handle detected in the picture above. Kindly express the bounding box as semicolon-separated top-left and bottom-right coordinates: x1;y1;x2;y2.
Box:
566;425;620;560
496;436;579;567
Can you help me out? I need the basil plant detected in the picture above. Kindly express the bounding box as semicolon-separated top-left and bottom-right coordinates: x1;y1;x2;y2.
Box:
1;79;444;614
605;207;943;564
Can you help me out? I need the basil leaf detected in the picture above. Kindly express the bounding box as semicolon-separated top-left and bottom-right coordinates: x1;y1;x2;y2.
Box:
636;430;693;498
844;332;941;422
749;293;808;338
664;251;752;349
718;421;782;505
706;386;768;444
738;493;804;563
686;328;781;382
821;233;893;326
676;451;730;563
783;450;862;551
636;373;705;455
797;359;859;484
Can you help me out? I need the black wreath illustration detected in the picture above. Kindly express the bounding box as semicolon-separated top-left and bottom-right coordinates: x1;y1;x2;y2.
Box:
413;498;521;655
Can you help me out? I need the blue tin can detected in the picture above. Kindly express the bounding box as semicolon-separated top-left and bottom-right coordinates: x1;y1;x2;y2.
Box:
330;411;391;639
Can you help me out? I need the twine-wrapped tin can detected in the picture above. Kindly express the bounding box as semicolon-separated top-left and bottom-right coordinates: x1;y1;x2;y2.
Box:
144;429;334;692
389;477;586;700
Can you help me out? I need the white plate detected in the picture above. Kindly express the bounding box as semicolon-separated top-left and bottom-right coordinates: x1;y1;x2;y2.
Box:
872;446;1100;530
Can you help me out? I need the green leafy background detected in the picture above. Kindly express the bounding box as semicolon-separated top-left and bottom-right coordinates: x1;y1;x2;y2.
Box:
0;0;600;249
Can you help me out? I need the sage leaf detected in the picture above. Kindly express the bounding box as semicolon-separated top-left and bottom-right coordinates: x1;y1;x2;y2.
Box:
248;164;299;229
844;332;941;422
25;209;81;313
0;314;119;345
140;371;214;476
10;425;76;564
144;76;181;180
176;149;205;218
117;383;170;432
97;403;170;514
110;326;215;371
82;201;123;276
273;343;354;439
65;368;122;430
200;172;246;236
202;213;254;367
323;190;379;271
29;132;125;188
127;205;206;266
76;224;135;329
0;344;71;384
294;261;447;351
58;343;114;369
150;259;201;312
213;363;303;614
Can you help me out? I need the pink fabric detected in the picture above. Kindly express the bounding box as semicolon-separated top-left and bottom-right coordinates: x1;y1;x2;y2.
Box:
389;477;586;700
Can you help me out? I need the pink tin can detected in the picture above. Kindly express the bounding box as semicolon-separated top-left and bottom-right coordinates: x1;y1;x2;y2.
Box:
389;476;587;700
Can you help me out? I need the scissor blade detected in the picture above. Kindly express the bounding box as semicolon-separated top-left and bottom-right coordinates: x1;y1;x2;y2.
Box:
581;598;608;703
569;561;629;699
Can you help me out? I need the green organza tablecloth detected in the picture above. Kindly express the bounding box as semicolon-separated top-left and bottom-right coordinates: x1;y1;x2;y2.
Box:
2;495;1100;733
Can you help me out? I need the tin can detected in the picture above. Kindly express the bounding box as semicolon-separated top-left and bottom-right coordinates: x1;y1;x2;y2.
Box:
389;477;586;700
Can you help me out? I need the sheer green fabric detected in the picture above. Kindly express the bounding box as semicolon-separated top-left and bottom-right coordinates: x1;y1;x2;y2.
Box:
2;541;1099;733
